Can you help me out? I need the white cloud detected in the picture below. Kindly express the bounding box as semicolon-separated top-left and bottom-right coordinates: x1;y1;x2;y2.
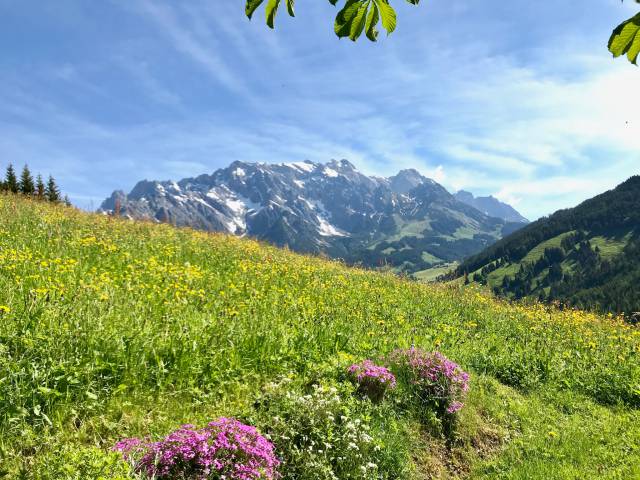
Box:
1;0;639;220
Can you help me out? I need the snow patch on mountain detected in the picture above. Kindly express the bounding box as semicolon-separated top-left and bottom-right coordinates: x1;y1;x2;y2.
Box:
317;216;345;237
289;161;315;173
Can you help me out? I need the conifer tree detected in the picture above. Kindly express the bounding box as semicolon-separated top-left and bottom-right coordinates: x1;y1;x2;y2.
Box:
5;164;18;193
45;175;61;203
19;165;35;195
64;195;72;207
36;174;46;199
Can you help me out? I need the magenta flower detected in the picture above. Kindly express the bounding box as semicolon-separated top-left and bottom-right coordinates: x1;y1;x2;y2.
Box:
113;418;279;479
389;348;469;415
347;359;396;402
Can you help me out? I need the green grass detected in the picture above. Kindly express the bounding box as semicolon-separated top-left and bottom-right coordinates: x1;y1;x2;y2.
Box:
481;232;575;289
590;233;630;259
1;196;639;479
414;262;458;282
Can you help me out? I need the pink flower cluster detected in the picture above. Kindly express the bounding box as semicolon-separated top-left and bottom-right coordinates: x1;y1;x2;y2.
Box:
347;359;396;402
389;348;469;414
113;418;279;479
348;360;397;388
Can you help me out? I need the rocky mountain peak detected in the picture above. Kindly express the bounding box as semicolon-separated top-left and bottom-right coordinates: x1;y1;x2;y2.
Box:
100;159;528;273
454;190;528;223
388;169;428;194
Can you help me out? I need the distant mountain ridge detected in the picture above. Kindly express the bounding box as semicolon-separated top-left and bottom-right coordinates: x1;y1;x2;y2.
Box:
455;190;528;223
455;176;640;314
100;160;526;273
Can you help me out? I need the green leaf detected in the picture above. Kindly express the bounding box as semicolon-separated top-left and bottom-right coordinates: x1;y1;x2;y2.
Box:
608;13;640;65
266;0;281;29
335;0;365;39
365;2;380;41
349;1;370;41
287;0;295;17
245;0;265;19
373;0;396;35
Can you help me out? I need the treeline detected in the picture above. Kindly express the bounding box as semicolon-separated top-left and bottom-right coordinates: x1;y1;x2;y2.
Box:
0;163;70;205
456;175;640;276
469;229;640;315
548;235;640;314
451;175;640;315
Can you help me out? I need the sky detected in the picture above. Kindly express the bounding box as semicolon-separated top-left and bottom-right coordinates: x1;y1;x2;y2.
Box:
0;1;639;220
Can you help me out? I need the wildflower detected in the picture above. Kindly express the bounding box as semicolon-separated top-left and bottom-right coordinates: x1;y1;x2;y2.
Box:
347;360;396;402
388;348;469;416
113;418;279;479
0;305;10;314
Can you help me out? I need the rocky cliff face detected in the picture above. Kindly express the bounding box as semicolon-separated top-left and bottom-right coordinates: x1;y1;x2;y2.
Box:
100;160;526;272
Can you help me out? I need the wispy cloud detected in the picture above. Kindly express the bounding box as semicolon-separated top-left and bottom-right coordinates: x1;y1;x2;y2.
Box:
135;1;248;95
0;0;638;218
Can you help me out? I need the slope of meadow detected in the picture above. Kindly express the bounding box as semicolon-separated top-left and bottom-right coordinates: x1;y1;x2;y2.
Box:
1;196;639;479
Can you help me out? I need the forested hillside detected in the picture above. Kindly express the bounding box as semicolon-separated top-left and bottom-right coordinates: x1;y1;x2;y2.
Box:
455;176;640;314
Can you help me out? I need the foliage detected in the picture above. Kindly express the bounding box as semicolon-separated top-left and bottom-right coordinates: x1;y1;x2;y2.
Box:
19;165;35;196
114;418;279;479
21;444;132;480
456;176;640;314
246;0;640;64
3;164;18;193
46;175;62;202
388;348;469;436
0;163;63;202
0;197;639;478
245;0;419;42
252;378;411;479
36;174;46;200
609;2;640;64
347;359;396;402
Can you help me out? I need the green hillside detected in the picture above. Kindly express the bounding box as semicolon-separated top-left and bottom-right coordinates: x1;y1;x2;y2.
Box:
455;176;640;315
1;196;639;479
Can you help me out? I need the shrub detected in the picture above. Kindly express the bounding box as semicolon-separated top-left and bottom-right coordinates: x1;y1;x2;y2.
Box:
113;418;279;479
347;359;396;402
388;348;469;428
253;379;411;480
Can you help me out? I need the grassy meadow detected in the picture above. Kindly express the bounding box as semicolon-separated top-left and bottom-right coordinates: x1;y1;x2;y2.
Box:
1;196;639;479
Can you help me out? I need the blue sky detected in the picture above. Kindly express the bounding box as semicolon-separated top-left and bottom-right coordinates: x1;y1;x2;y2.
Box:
1;0;639;220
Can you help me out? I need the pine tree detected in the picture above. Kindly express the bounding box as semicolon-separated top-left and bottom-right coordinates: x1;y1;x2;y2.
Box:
36;174;46;199
64;195;72;207
19;165;35;195
5;164;18;193
45;175;61;203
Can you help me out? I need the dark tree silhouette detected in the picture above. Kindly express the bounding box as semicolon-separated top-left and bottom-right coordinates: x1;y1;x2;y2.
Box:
36;174;46;199
45;175;61;203
5;164;18;193
19;165;35;195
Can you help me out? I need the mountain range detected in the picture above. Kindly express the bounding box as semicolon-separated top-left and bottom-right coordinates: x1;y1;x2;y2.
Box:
100;160;527;274
454;191;528;224
455;176;640;314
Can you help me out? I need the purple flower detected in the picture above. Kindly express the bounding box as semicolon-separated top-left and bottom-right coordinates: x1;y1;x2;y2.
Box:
113;418;279;479
446;401;464;414
389;348;470;415
347;359;396;402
